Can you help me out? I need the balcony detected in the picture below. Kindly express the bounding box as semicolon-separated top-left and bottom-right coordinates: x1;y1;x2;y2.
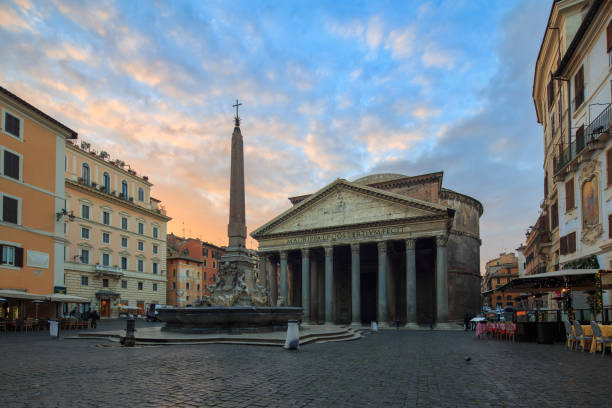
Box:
554;103;611;175
94;264;124;277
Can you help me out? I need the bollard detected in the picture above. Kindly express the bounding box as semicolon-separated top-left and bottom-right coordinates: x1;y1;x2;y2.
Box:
284;320;299;350
121;316;136;347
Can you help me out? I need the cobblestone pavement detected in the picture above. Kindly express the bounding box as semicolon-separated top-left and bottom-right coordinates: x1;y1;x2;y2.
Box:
0;326;610;407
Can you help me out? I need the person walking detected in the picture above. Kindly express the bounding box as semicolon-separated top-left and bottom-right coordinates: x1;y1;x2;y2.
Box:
464;313;470;331
90;309;99;329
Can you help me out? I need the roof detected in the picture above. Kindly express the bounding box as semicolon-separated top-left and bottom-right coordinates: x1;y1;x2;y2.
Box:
0;86;78;139
167;255;203;264
481;269;611;295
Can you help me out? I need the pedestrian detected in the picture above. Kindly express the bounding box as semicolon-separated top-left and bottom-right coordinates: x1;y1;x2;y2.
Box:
90;309;99;329
464;313;470;331
395;318;401;330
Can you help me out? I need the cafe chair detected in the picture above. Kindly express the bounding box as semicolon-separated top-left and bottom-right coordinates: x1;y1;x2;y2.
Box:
573;320;592;352
590;321;612;357
563;320;575;350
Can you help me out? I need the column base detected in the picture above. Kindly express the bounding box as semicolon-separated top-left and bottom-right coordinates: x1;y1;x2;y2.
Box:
403;322;420;330
350;321;363;327
434;322;461;331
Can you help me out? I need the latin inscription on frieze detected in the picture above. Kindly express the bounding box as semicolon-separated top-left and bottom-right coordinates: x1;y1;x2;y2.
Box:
285;226;405;245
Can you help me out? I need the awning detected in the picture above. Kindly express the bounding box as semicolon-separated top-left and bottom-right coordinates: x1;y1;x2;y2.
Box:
95;290;120;298
119;305;140;310
0;289;46;300
46;294;90;303
482;269;612;296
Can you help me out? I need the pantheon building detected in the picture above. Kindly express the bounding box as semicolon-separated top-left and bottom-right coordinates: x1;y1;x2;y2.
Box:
251;172;482;326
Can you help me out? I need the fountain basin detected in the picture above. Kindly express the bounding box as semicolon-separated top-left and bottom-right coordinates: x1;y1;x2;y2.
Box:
158;306;304;334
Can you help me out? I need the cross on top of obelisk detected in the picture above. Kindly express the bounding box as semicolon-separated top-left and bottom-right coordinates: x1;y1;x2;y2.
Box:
233;99;242;126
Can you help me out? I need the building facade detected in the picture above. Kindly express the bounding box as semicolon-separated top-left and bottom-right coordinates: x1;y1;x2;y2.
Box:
482;253;520;309
252;172;482;326
0;86;77;319
63;140;170;317
166;255;203;306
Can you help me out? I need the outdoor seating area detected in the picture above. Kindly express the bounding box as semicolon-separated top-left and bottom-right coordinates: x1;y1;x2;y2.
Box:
564;320;612;355
476;321;516;342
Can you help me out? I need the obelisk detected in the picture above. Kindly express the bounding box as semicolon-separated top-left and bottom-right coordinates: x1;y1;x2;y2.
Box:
228;100;247;249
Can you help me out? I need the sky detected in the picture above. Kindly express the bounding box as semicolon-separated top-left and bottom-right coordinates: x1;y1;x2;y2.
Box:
0;0;552;271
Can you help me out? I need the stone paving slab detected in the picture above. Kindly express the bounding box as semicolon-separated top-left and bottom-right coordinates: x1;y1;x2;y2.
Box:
1;329;611;407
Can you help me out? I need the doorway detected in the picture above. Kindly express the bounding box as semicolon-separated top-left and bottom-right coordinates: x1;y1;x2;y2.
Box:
100;299;110;317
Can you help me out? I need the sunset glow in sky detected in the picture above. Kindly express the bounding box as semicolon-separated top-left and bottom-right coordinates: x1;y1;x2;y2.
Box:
0;0;552;271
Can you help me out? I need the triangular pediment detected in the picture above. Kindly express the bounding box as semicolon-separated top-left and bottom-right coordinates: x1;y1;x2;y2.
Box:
252;179;448;237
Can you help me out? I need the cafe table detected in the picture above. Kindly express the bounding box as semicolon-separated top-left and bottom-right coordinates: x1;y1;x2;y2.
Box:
586;324;612;354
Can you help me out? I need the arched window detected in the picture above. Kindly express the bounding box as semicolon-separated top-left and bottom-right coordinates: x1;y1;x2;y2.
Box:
82;163;90;185
102;172;110;191
138;187;144;202
186;282;190;290
121;180;128;198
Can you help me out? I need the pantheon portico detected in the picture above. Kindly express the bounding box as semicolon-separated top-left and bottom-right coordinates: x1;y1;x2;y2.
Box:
251;172;482;326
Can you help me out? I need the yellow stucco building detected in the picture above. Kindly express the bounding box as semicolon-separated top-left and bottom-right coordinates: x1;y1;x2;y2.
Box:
0;86;77;318
63;141;171;318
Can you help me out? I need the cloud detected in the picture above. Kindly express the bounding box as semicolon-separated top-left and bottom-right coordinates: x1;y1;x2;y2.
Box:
0;3;33;32
366;15;384;49
422;46;455;69
385;26;415;59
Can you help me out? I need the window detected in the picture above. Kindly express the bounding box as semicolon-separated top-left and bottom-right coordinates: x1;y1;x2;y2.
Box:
137;241;144;251
186;270;190;277
574;65;584;110
609;214;612;239
2;195;19;224
138;222;144;235
121;217;128;230
186;295;190;302
81;227;90;239
172;282;176;289
121;256;128;270
138;187;144;202
197;283;200;291
550;111;555;135
544;171;548;197
153;244;158;254
202;248;208;257
137;259;144;272
153;227;158;239
173;269;176;277
153;283;158;292
204;271;207;281
153;262;158;274
551;200;559;229
102;253;110;266
568;232;576;254
576;125;584;150
607;19;612;57
82;163;90;185
81;276;88;286
138;282;143;290
607;149;612;186
213;261;216;269
3;149;20;180
102;211;110;225
102;232;110;244
121;280;127;289
101;278;108;288
80;249;89;264
203;259;207;267
565;178;575;211
3;110;22;139
186;282;190;290
81;204;90;220
1;245;23;267
547;80;554;109
102;172;110;191
121;237;128;248
496;277;500;284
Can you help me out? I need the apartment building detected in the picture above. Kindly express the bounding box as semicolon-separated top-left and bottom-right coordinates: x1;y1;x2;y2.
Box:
0;86;77;319
482;253;520;309
63;140;171;317
166;255;202;307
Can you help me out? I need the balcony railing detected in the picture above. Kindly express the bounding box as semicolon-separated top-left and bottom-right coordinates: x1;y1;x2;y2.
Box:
94;264;123;276
554;103;611;175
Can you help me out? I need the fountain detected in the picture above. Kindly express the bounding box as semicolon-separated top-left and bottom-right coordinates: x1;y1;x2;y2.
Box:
158;101;302;333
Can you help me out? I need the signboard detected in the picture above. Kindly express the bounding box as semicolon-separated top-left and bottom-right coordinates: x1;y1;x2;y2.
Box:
54;286;67;294
27;250;49;269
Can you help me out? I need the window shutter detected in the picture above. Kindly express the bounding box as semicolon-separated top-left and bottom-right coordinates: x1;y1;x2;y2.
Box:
544;172;548;197
2;196;18;224
547;80;555;109
607;20;612;53
574;66;584;108
3;151;20;179
15;247;24;267
609;214;612;239
0;245;4;263
565;178;574;210
576;125;584;150
608;149;612;186
560;235;567;255
568;232;576;253
4;112;20;137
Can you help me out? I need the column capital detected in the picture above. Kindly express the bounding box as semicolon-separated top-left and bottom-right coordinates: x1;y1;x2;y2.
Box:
405;238;416;250
280;251;288;260
377;241;387;253
324;246;333;257
350;243;360;254
436;235;449;247
301;248;310;257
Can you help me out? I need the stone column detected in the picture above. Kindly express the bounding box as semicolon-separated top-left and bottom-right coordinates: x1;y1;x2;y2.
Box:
350;243;361;325
280;251;288;304
405;239;417;325
377;241;387;325
268;255;278;306
324;246;334;323
436;235;449;323
301;248;310;321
